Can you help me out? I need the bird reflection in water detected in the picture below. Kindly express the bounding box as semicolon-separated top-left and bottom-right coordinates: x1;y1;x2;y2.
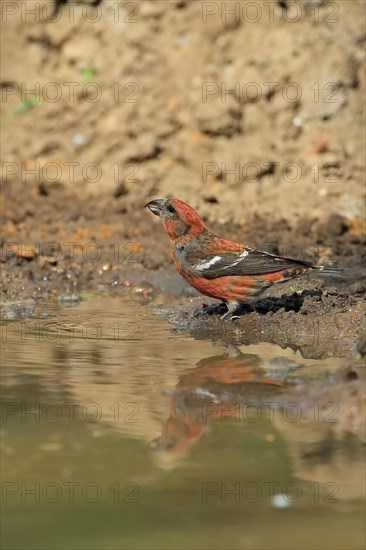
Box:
150;345;298;454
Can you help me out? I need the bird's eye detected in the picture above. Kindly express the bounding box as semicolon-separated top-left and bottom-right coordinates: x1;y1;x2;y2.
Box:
167;205;176;214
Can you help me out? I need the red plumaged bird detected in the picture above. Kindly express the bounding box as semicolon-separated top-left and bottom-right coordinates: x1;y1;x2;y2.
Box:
145;198;343;320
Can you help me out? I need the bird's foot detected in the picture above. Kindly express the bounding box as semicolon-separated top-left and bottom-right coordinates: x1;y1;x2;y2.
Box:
219;301;253;321
220;301;240;321
220;311;240;322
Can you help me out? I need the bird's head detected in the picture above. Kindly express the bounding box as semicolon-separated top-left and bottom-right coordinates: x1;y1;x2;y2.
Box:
145;198;207;240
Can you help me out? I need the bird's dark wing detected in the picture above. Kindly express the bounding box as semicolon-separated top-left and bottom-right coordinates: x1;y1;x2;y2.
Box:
186;247;314;280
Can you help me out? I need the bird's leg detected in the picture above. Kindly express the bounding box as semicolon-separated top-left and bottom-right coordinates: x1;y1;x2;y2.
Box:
220;301;240;321
224;344;242;357
198;301;227;316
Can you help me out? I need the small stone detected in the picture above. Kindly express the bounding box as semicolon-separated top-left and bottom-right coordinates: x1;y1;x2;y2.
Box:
131;282;155;300
271;494;292;508
72;133;85;146
57;294;81;306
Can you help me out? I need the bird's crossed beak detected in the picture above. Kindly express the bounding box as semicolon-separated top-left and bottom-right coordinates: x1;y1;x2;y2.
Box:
144;199;165;217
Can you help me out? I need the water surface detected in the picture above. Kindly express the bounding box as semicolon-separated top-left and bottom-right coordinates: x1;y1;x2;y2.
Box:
1;296;365;549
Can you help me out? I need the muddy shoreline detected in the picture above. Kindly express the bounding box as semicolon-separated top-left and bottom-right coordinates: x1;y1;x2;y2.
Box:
2;0;365;359
1;182;365;359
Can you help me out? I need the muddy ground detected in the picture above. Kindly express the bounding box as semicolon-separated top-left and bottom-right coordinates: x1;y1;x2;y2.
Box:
1;179;365;359
1;0;365;359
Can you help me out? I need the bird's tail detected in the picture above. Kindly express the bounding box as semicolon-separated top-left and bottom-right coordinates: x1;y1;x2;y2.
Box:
311;265;346;278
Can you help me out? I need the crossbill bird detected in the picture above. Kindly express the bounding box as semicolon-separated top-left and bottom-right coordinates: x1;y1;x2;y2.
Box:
145;198;343;320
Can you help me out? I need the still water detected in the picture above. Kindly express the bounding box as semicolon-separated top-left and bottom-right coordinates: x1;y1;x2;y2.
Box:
1;295;365;549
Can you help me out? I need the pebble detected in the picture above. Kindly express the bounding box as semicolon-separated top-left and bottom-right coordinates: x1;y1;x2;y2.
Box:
131;282;155;299
271;493;292;508
57;294;81;306
72;133;85;146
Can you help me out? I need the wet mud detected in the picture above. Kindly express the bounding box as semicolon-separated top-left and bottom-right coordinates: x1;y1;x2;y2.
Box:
1;181;365;360
2;0;365;360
